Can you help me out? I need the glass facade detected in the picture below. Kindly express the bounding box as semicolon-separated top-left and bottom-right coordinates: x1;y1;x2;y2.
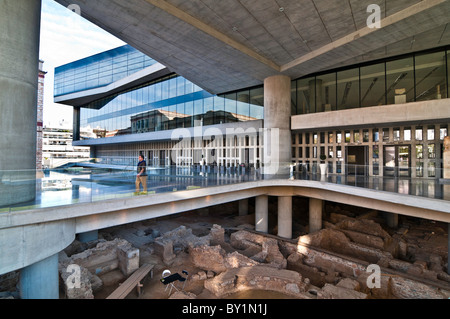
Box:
53;45;264;141
57;45;449;144
292;123;448;179
292;48;449;114
54;45;158;96
79;74;264;139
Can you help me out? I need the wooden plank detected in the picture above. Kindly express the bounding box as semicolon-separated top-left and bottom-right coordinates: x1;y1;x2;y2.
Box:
107;264;154;299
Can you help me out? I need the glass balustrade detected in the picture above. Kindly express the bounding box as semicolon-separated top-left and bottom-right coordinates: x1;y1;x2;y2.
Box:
0;162;448;214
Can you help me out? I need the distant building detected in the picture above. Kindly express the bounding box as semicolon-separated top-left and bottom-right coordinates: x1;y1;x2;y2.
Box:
42;127;90;168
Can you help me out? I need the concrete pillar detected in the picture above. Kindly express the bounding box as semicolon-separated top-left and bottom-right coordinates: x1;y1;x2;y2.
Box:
19;253;59;299
238;199;249;216
255;195;268;233
78;230;98;243
0;0;42;206
278;196;292;239
386;213;399;229
309;198;323;233
263;75;292;176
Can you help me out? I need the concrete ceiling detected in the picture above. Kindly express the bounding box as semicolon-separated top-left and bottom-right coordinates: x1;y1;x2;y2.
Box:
53;0;450;94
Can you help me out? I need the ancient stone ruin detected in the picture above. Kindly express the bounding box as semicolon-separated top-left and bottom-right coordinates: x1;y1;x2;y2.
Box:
59;238;140;299
1;202;449;299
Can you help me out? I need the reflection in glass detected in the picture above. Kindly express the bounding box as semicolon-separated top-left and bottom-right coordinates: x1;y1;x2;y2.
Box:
360;63;386;107
427;126;435;140
337;132;342;144
428;144;435;159
249;87;263;120
416;162;423;177
416;145;423;159
383;128;389;142
363;130;369;143
394;128;400;141
373;145;379;158
373;129;379;142
428;162;436;177
415;127;423;141
440;125;448;140
345;131;350;143
386;57;414;105
296;77;315;114
415;52;447;101
404;127;411;141
316;73;336;112
354;131;360;143
337;69;359;110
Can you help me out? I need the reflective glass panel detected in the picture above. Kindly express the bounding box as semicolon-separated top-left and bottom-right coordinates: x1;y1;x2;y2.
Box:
316;73;336;112
415;51;447;101
337;69;359;110
360;63;386;107
296;77;315;114
386;57;414;104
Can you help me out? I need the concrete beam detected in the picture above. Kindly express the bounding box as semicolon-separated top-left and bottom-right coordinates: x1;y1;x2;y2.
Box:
143;0;280;72
291;98;450;132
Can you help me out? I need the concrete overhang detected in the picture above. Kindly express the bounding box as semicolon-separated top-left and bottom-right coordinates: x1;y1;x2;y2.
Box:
53;0;450;94
54;63;171;107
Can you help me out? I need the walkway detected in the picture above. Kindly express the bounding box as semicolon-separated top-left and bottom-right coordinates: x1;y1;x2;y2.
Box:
1;165;449;213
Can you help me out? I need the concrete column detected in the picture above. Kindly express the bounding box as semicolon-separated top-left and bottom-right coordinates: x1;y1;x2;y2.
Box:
386;213;398;228
278;196;292;239
255;195;268;233
238;199;249;216
78;230;98;243
263;75;292;176
0;0;42;206
20;253;59;299
309;198;323;233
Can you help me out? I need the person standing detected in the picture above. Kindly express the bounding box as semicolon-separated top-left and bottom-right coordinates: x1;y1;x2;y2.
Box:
135;155;148;194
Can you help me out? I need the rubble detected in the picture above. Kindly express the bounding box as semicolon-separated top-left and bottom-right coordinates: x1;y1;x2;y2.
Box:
204;265;310;298
58;238;140;299
3;201;443;300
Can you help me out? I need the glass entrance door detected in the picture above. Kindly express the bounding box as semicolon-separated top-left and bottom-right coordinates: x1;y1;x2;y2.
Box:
384;145;410;177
